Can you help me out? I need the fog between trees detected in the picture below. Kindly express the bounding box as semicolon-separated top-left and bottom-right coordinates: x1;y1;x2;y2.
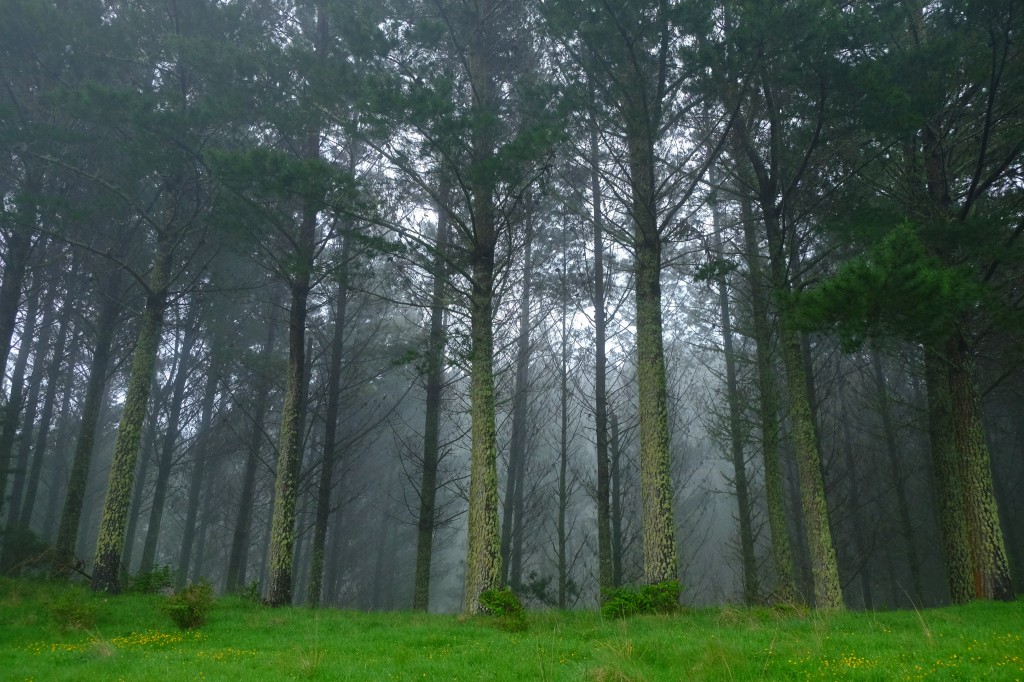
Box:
1;0;1022;612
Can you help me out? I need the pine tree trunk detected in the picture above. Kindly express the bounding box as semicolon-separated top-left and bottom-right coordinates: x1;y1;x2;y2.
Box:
0;283;40;524
122;380;160;574
946;333;1013;601
711;185;758;605
610;410;623;587
557;261;570;610
500;221;532;588
838;370;873;609
91;248;171;593
41;330;82;544
740;200;797;604
0;195;34;381
17;266;77;531
141;319;198;573
308;234;351;608
628;121;678;588
871;350;924;604
265;213;314;607
923;345;973;603
413;198;449;611
462;0;503;613
176;358;221;588
591;114;613;597
52;268;123;577
763;205;842;610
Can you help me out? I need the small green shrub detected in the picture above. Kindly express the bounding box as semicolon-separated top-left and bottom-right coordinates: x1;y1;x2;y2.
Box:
601;580;681;619
479;587;527;632
164;579;215;629
128;565;173;594
49;589;99;630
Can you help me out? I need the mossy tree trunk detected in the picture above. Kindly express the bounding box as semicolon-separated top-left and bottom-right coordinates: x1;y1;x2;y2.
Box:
265;219;314;606
762;202;843;610
413;198;449;612
91;247;171;593
628;117;678;586
462;0;503;615
946;333;1013;601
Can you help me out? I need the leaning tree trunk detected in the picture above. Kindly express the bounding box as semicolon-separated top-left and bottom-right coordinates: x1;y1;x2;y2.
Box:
0;181;35;379
946;333;1013;601
91;247;171;593
413;197;449;611
52;267;124;577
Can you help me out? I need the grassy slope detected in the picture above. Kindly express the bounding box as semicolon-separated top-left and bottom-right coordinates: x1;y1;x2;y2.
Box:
1;578;1022;681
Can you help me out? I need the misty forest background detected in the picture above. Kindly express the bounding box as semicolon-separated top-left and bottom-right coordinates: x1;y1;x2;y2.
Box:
0;0;1022;615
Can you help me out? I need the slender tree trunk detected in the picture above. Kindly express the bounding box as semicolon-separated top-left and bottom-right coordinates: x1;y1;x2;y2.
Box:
52;267;124;576
141;319;198;573
711;186;758;604
91;246;171;593
500;220;532;588
225;302;278;593
838;370;873;609
740;201;797;603
17;267;77;531
308;235;351;608
42;329;82;543
871;350;924;604
0;194;34;381
176;358;221;588
610;410;623;587
591;112;613;597
946;333;1013;601
265;198;315;607
557;260;569;610
413;196;449;611
628;120;678;587
0;281;40;523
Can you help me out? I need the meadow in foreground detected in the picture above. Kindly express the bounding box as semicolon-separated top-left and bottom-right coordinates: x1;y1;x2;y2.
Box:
1;577;1022;681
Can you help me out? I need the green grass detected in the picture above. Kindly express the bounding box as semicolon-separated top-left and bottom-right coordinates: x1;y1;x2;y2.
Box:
1;578;1022;681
